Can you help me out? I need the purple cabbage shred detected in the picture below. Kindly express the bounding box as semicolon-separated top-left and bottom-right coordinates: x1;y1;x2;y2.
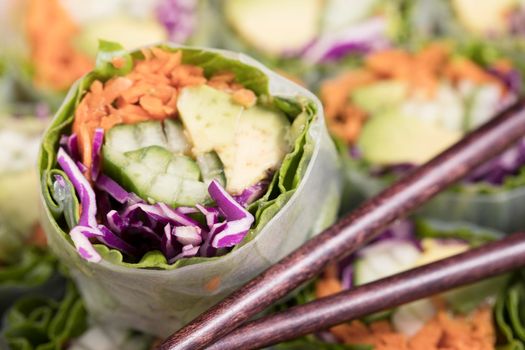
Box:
56;133;260;264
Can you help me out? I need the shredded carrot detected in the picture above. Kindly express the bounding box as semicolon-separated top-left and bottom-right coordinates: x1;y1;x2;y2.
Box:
27;225;48;248
315;268;496;350
111;57;125;69
73;48;256;176
26;0;93;91
365;49;413;79
445;58;501;86
204;276;222;292
320;70;377;121
232;89;257;108
492;59;513;73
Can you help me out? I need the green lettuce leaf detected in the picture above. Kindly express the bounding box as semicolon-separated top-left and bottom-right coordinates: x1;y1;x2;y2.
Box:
1;282;87;350
495;271;525;349
0;248;64;317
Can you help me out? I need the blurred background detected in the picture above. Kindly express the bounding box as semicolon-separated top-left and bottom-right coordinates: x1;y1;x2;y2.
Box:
2;1;525;349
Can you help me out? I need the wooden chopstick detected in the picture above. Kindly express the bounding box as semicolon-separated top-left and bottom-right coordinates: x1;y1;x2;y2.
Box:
159;100;525;350
207;232;525;349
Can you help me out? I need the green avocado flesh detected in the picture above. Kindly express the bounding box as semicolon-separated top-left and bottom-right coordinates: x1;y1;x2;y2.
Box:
177;85;291;194
351;80;408;115
351;80;462;165
357;111;462;165
452;0;518;34
224;0;323;55
103;85;291;205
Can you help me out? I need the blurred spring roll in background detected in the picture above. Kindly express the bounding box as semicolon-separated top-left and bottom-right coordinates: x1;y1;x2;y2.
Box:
3;0;213;107
407;0;525;77
0;143;66;331
278;220;521;350
38;42;342;335
321;42;525;231
408;0;525;43
215;0;407;80
0;116;48;258
0;34;65;331
0;278;154;350
0;227;63;318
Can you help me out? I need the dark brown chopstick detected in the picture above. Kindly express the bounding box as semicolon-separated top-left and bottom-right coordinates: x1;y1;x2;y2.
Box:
207;232;525;350
160;100;525;350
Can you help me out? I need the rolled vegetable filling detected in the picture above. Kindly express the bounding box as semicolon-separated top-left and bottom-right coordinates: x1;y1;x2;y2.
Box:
310;220;508;350
49;45;314;265
321;43;525;186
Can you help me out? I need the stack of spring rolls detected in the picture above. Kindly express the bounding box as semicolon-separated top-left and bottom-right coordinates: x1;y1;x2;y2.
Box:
1;1;525;349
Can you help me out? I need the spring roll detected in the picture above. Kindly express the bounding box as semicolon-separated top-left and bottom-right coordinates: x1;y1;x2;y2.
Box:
277;220;512;350
38;42;342;335
321;42;525;231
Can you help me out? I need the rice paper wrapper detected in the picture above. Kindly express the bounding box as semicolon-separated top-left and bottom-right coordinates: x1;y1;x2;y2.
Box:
345;163;525;232
39;45;342;336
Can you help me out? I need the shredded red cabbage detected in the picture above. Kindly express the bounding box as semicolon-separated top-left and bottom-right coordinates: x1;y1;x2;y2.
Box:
155;0;197;43
508;7;525;36
91;128;104;181
70;226;102;263
162;224;176;260
60;133;80;162
232;180;269;207
95;174;139;204
302;18;390;63
57;148;98;228
55;134;261;263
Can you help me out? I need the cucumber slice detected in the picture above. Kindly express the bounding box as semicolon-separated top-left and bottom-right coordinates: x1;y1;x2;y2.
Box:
354;240;421;286
164;119;191;154
103;146;205;206
125;146;172;173
105;124;140;153
125;146;201;180
353;240;423;324
122;163;156;195
167;156;201;181
196;152;226;187
148;174;208;206
102;120;212;206
136;121;168;149
105;120;190;155
392;299;436;337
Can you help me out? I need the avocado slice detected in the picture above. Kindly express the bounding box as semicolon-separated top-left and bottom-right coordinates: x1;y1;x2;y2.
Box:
322;0;380;33
452;0;517;34
358;111;462;165
177;85;291;194
351;80;408;115
224;0;323;55
75;15;168;56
